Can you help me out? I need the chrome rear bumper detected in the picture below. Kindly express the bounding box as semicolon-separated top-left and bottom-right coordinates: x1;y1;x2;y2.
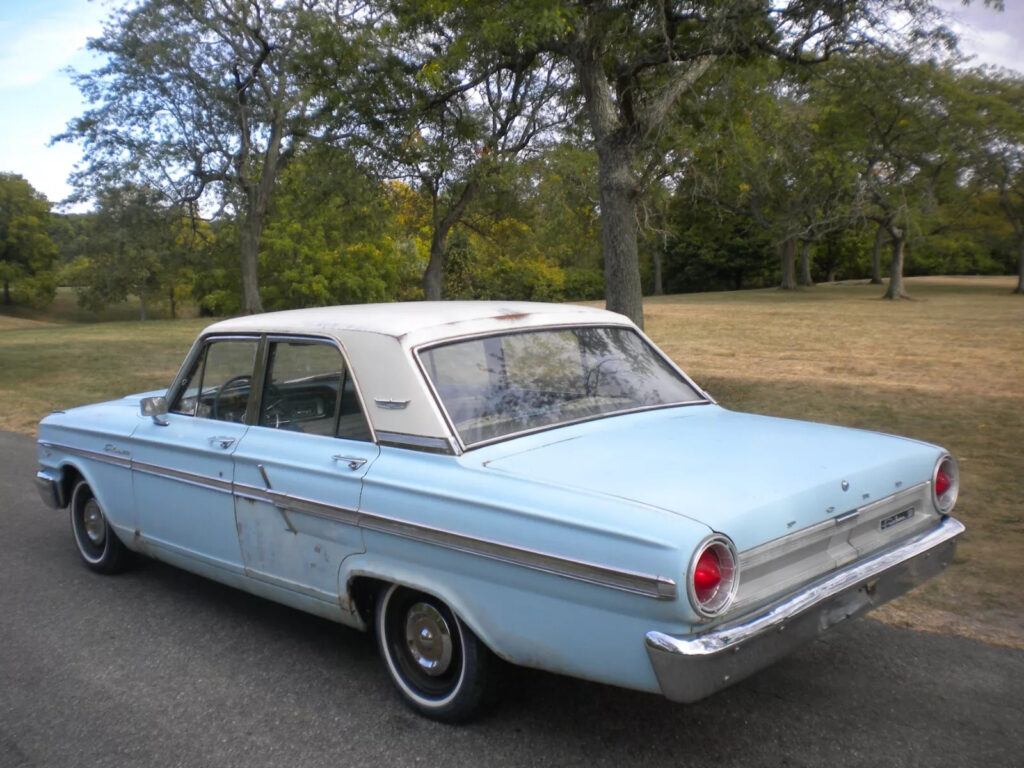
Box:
645;516;964;703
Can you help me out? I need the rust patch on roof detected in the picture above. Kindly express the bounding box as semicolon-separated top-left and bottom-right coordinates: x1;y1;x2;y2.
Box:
493;312;531;321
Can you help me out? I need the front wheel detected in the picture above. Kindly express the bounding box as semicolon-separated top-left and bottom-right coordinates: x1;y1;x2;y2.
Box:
70;480;131;574
375;584;493;723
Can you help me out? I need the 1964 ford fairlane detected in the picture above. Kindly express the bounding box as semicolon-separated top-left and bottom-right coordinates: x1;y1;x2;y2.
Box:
35;301;963;721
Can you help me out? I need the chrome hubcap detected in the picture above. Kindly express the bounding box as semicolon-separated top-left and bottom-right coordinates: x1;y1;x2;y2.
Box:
404;602;452;676
82;499;106;546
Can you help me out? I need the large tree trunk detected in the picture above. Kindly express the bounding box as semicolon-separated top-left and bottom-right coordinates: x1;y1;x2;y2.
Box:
1015;233;1024;295
2;280;9;305
239;221;264;317
139;291;147;321
573;47;644;328
169;287;176;319
596;142;645;326
870;225;885;284
798;241;813;286
884;236;910;299
423;229;446;301
421;180;476;302
779;237;798;290
652;230;664;296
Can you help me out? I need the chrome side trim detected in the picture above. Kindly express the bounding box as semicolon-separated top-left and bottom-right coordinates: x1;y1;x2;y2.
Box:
132;460;234;494
41;441;131;469
359;512;678;599
41;440;678;600
233;482;361;526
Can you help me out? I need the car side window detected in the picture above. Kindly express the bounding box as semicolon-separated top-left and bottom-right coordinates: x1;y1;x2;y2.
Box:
170;339;258;422
260;340;372;441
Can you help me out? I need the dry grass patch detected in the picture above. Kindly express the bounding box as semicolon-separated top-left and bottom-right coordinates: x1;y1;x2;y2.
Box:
1;277;1020;647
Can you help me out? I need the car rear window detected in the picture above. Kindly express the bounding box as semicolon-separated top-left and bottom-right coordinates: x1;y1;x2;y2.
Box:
419;326;704;446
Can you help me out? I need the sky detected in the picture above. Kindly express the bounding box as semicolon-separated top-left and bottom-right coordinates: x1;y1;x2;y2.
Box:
0;0;1022;210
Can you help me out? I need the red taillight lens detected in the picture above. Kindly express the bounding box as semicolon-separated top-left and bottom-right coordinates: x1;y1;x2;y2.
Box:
693;548;722;603
932;455;959;513
688;537;738;618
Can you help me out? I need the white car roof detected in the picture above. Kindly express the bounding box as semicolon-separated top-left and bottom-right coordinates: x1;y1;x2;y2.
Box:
204;301;628;346
198;302;638;450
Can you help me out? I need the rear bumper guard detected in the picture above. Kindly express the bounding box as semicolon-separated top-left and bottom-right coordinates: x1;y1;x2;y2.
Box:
645;516;964;703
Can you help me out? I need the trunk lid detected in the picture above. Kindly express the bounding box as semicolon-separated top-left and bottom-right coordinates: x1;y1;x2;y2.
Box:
478;405;942;552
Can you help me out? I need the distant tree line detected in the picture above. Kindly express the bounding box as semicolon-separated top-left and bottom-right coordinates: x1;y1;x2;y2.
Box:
2;1;1020;323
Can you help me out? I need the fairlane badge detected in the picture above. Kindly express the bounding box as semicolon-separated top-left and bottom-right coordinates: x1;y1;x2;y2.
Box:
880;507;915;530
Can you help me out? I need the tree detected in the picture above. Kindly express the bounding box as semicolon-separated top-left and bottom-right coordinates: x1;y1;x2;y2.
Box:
69;185;181;320
816;54;965;299
0;173;57;306
312;7;567;300
257;146;422;308
58;0;354;313
959;68;1024;294
404;1;959;324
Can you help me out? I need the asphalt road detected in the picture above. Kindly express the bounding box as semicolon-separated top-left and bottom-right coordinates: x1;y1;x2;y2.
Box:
2;430;1021;768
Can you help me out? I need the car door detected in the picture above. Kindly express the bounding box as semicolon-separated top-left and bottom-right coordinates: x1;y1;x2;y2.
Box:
131;335;259;570
231;336;379;605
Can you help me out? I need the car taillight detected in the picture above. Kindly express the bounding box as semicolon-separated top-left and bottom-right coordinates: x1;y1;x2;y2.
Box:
693;549;721;603
687;536;738;618
932;455;959;513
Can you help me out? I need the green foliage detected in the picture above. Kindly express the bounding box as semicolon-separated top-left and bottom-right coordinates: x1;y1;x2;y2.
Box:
0;173;58;307
442;219;567;301
257;147;423;309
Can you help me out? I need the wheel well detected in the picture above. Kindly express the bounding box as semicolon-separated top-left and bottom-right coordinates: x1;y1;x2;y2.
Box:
61;465;84;507
348;576;389;627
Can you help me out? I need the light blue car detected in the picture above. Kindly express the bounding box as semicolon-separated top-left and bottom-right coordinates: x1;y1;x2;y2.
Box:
35;301;964;722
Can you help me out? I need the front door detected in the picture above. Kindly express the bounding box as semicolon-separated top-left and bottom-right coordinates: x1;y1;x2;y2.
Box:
232;337;379;606
132;336;259;571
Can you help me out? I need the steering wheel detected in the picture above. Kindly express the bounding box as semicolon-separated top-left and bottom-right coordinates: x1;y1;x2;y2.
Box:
212;374;252;421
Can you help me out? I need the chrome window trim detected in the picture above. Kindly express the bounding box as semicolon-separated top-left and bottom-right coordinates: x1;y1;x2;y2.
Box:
166;334;263;418
40;440;677;600
411;322;712;452
376;431;457;455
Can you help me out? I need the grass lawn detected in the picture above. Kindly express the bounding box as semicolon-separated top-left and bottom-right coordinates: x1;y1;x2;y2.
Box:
2;276;1021;647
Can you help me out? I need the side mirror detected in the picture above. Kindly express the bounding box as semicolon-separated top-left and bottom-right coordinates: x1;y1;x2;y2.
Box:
141;395;169;426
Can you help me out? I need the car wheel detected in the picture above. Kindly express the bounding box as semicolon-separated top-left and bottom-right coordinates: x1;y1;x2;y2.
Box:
70;480;131;574
375;584;493;723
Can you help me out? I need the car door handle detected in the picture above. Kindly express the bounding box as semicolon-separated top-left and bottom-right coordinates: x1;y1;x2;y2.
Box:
208;436;236;449
332;455;367;471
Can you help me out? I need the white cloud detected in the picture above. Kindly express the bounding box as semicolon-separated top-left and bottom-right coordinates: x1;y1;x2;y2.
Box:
0;6;106;90
938;0;1024;73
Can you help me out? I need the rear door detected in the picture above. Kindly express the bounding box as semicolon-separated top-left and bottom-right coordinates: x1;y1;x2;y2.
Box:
231;336;379;605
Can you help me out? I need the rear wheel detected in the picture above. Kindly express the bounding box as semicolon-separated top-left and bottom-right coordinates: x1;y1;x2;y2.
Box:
375;584;493;723
70;481;131;574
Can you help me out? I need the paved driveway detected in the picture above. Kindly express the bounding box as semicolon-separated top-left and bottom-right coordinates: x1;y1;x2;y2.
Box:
1;430;1021;767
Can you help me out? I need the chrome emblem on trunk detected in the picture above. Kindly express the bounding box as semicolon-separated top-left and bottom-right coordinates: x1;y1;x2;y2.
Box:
880;507;915;531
